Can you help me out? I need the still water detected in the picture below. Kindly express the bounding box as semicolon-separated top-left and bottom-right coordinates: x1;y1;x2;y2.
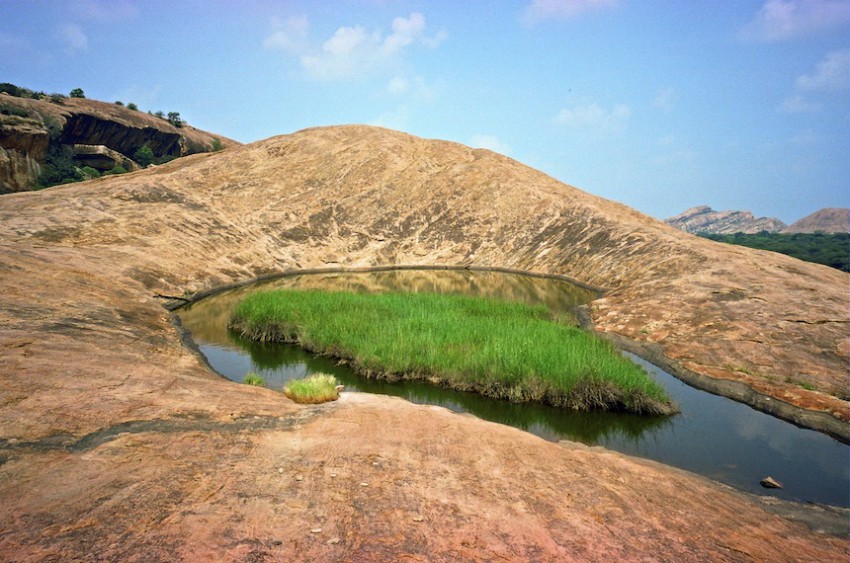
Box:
178;269;849;508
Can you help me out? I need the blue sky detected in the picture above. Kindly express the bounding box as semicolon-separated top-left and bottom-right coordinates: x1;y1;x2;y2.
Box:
2;0;848;223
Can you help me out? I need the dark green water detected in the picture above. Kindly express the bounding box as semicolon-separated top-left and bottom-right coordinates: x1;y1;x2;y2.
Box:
178;269;849;508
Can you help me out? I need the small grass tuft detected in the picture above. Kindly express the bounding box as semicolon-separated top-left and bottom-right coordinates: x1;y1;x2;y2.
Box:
284;373;341;404
243;372;265;386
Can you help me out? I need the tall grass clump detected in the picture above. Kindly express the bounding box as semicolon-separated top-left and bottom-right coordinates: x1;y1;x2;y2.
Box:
229;290;676;415
243;372;265;386
284;373;341;404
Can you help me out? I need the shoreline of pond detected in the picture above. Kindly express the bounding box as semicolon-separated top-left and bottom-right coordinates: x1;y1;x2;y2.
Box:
168;264;848;443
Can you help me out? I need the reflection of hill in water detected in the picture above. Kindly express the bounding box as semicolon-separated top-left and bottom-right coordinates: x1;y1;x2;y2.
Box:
228;328;670;446
179;269;597;345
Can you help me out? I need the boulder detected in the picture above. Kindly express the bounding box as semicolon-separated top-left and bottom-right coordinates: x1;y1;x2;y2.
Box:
760;476;783;489
73;144;141;172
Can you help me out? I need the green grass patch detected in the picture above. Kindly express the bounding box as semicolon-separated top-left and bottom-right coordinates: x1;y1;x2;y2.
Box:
243;372;265;386
284;373;341;404
229;290;675;415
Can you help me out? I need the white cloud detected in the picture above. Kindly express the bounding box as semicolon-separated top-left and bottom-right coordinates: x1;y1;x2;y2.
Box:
779;94;820;113
779;49;849;113
57;23;88;55
382;12;425;54
555;102;631;132
48;2;138;59
523;0;618;25
795;49;850;91
740;0;850;42
264;16;309;54
469;134;512;156
266;12;446;81
653;87;679;111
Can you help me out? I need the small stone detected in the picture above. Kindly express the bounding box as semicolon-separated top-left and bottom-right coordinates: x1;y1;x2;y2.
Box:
335;385;345;392
295;474;303;482
327;537;340;545
760;476;783;489
372;461;380;466
359;482;369;487
271;539;283;546
310;528;322;534
412;515;424;522
277;468;284;474
330;473;337;478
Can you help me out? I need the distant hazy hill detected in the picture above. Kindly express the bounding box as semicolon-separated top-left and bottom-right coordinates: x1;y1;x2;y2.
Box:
783;208;850;234
666;205;850;235
665;205;785;234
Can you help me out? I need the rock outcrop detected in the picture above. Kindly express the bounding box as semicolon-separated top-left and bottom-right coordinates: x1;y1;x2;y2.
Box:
0;125;847;559
72;144;141;172
666;205;786;234
0;145;42;191
0;92;237;193
784;208;850;234
0;111;50;191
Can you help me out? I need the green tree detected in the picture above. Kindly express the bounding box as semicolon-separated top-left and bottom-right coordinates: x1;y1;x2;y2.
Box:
127;102;138;111
701;232;849;272
69;88;85;98
211;138;223;151
80;166;101;179
102;165;128;176
167;111;183;128
0;83;21;96
133;145;155;167
37;145;80;187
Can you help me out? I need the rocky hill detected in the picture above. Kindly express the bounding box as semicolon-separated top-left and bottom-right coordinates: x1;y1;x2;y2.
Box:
0;125;847;559
0;90;238;193
665;205;786;234
784;208;850;233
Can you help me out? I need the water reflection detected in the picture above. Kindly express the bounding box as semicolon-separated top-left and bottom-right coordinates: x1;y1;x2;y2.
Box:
222;329;671;445
181;269;597;345
179;269;849;508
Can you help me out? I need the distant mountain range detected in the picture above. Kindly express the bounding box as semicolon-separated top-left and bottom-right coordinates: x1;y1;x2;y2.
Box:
666;206;849;234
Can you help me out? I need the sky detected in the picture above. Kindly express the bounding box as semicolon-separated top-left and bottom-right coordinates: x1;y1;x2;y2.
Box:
1;0;848;223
